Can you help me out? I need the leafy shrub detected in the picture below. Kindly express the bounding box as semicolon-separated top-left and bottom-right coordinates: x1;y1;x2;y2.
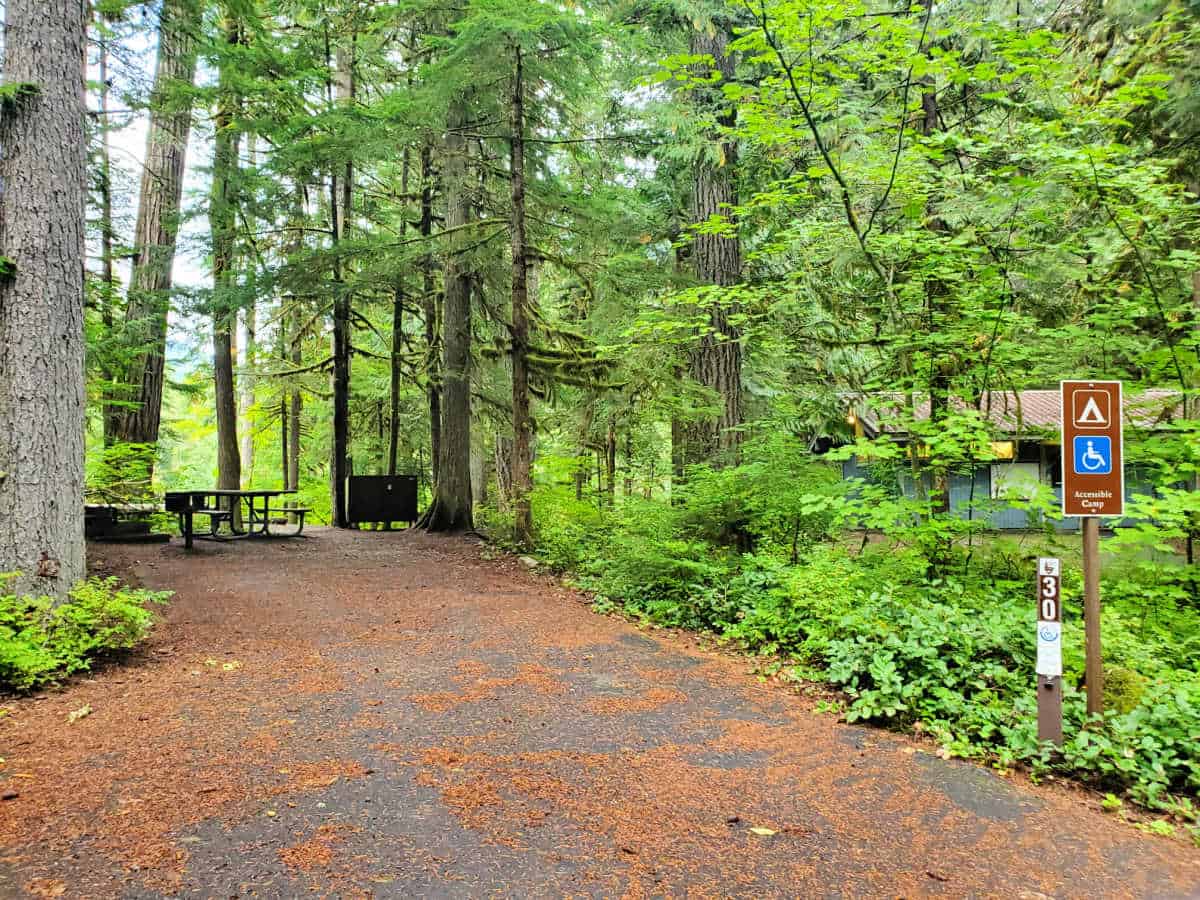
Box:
85;442;157;506
823;586;1031;724
673;434;843;557
0;577;170;691
762;570;1200;817
1055;680;1200;810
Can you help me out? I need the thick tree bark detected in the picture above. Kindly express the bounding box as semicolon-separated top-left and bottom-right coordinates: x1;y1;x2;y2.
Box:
211;10;241;514
0;0;87;598
421;97;473;532
685;26;743;467
329;41;354;527
509;48;534;545
420;145;441;489
111;0;200;447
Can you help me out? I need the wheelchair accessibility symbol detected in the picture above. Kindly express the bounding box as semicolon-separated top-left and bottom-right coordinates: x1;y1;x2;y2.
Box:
1073;436;1112;475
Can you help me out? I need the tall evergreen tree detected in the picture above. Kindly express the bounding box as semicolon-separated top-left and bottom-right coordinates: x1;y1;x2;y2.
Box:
0;0;87;598
110;0;201;449
684;18;743;466
421;92;475;532
210;5;242;508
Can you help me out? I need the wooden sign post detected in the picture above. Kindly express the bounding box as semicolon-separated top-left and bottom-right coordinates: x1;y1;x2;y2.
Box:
1036;557;1063;745
1060;380;1124;718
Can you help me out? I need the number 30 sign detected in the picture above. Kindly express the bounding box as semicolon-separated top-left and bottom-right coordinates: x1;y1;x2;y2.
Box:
1037;558;1062;677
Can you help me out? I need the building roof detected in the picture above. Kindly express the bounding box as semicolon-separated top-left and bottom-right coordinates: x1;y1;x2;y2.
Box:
854;389;1182;437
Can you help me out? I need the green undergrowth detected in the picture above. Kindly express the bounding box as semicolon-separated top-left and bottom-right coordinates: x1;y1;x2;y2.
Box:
0;576;170;691
490;444;1200;838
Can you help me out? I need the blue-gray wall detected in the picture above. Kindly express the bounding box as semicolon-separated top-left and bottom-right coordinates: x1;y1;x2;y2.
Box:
841;455;1155;532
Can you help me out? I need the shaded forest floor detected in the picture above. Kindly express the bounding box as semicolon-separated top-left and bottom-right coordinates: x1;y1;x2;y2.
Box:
1;529;1198;898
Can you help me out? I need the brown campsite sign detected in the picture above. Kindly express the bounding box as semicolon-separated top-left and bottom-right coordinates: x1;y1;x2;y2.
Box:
1060;380;1124;517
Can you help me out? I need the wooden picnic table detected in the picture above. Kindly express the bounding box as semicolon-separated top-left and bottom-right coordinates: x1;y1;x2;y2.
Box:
164;489;307;549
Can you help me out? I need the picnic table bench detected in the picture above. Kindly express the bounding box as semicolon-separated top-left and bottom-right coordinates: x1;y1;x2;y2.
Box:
84;503;170;543
164;489;310;550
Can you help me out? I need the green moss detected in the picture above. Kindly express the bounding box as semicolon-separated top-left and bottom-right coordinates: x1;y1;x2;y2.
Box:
1105;666;1148;715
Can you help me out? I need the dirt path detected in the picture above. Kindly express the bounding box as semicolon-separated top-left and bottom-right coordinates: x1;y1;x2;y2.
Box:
1;529;1198;898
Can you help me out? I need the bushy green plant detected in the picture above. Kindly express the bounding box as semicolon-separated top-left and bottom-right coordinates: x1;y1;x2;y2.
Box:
674;433;844;558
527;481;609;572
764;569;1200;816
85;442;157;506
823;584;1031;724
0;576;170;691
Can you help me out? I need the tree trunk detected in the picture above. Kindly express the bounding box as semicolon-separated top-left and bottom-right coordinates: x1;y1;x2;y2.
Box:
576;398;594;502
329;40;354;527
605;417;617;505
595;450;603;510
1188;182;1200;568
211;9;241;519
287;302;302;520
284;203;303;517
420;96;474;532
388;147;411;476
421;145;441;489
0;0;87;598
509;48;533;545
624;429;634;497
97;25;119;446
280;396;288;487
921;79;951;519
685;25;743;467
388;286;403;476
111;0;200;447
239;300;256;483
288;306;302;495
494;435;513;512
470;435;487;509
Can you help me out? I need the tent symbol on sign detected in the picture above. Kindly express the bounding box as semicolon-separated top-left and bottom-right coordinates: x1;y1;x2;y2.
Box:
1072;390;1110;430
